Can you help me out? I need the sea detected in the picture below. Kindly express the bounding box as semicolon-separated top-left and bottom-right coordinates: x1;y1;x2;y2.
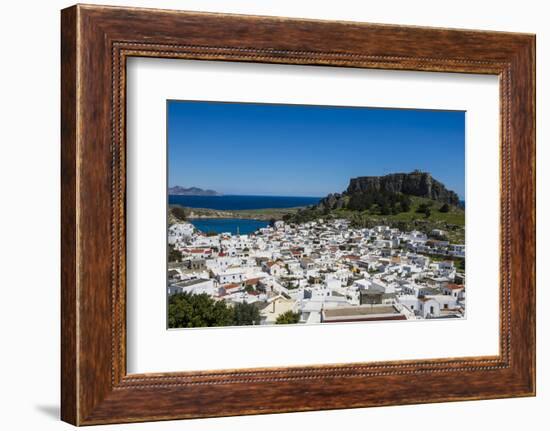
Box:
189;218;270;235
168;195;321;210
169;194;321;235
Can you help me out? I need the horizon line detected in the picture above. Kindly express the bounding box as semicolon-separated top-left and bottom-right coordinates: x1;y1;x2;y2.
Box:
168;192;325;198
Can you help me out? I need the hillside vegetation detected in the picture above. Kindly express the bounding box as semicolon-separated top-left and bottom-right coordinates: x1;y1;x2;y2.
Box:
168;204;303;223
286;196;465;243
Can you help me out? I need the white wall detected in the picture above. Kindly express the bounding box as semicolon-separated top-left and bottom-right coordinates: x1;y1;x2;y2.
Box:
0;0;546;430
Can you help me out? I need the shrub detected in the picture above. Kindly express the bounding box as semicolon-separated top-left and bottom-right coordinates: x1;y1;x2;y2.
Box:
275;310;301;324
171;206;187;221
168;293;233;328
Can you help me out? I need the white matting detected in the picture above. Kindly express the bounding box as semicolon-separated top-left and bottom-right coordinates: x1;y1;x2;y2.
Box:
126;58;500;373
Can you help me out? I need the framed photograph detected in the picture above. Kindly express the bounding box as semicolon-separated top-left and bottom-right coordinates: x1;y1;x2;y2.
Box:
61;4;536;425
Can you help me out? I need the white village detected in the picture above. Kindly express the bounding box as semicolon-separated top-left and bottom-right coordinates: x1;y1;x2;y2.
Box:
168;218;466;326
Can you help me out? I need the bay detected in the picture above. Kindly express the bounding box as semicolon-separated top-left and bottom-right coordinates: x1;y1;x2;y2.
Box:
190;218;269;235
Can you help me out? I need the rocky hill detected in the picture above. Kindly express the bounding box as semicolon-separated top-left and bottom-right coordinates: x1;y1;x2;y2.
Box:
317;171;460;211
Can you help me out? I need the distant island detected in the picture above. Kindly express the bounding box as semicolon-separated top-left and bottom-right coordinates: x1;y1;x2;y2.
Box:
168;186;221;196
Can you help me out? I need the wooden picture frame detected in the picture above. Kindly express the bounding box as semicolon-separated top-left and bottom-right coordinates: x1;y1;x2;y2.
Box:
61;4;535;425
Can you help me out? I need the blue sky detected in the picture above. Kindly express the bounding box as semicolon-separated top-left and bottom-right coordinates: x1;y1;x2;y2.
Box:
168;101;465;198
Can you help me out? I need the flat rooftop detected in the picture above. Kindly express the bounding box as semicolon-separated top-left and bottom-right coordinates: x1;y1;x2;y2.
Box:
172;278;210;288
323;305;398;318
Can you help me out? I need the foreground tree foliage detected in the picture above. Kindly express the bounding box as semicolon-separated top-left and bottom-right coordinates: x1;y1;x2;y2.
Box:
233;302;261;326
168;293;233;328
168;292;262;328
275;310;301;324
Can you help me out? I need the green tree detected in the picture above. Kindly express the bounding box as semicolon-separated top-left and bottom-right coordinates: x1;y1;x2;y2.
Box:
400;195;412;212
168;293;234;328
416;202;433;214
347;190;411;215
233;302;261;326
347;192;372;211
439;203;450;213
171;206;187;221
168;244;182;262
380;202;391;215
275;310;301;324
287;208;324;224
424;207;431;218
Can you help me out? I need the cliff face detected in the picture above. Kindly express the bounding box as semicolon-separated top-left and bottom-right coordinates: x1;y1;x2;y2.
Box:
317;171;459;210
346;172;459;205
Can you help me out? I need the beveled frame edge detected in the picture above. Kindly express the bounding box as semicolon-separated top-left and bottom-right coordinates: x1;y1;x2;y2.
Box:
61;4;535;426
